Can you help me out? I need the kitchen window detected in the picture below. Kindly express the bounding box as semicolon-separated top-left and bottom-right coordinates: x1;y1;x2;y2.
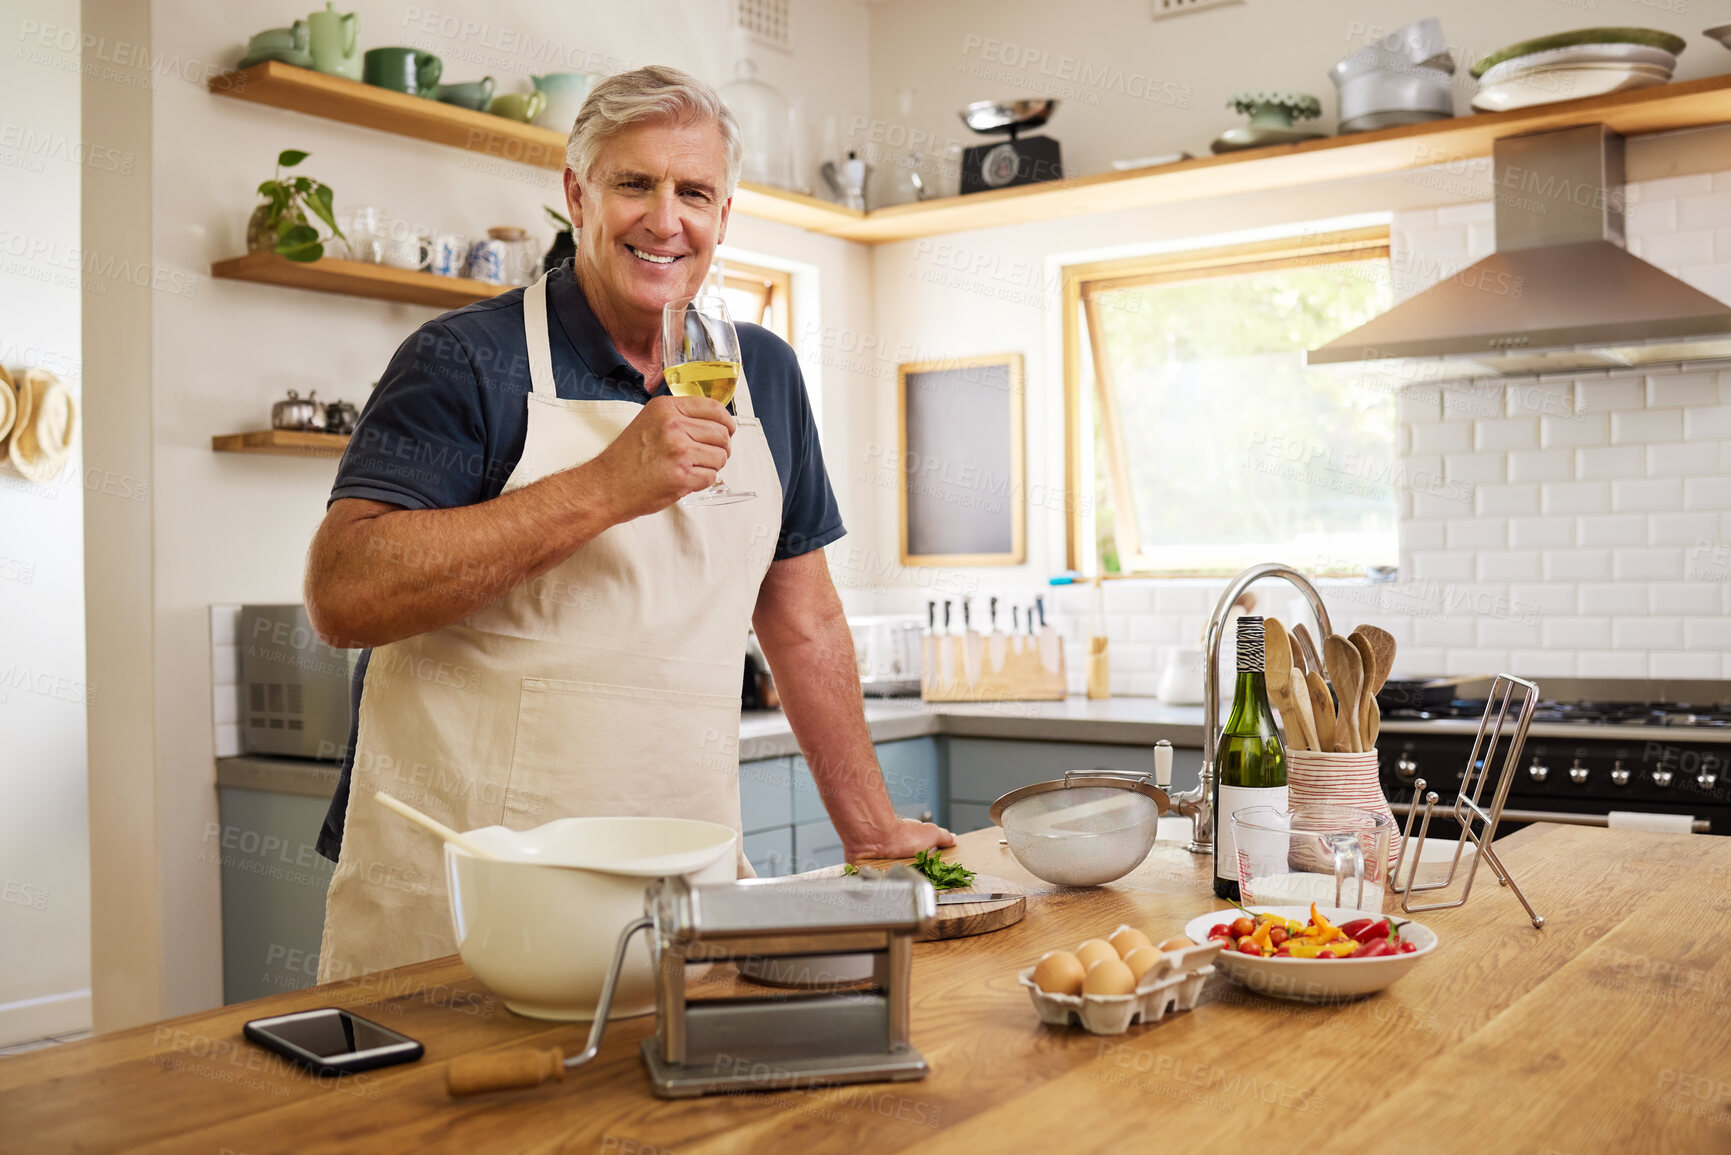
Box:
1062;227;1398;577
713;257;793;343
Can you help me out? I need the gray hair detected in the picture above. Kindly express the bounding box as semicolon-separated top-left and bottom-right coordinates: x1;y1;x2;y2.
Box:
565;65;743;196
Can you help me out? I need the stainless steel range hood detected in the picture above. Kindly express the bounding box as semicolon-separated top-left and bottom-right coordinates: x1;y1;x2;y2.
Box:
1309;124;1731;382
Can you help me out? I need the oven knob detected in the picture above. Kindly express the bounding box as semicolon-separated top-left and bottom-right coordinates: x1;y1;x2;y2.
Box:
1611;762;1630;786
1652;768;1674;788
1699;772;1718;792
1527;759;1549;782
1395;754;1418;781
1568;760;1589;785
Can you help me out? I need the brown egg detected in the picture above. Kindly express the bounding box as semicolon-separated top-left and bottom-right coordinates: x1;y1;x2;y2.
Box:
1122;945;1163;983
1082;957;1136;997
1108;926;1153;958
1031;951;1086;996
1075;939;1118;971
1158;935;1197;951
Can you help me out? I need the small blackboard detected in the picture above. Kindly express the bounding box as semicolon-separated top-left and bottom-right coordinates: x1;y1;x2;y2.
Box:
897;354;1025;566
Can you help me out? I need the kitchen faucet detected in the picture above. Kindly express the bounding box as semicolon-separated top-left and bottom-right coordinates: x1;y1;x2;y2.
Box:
1167;562;1333;855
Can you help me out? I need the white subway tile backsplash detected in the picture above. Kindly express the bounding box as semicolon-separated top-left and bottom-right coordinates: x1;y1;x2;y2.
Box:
1637;233;1717;273
1104;584;1155;614
1686;619;1731;650
1577;650;1648;677
1410;421;1473;453
1575;379;1644;413
1541;482;1609;515
1477;617;1542;648
1685;477;1731;510
1649;652;1721;679
1414;617;1477;647
1477;552;1541;582
1543;617;1610;648
1477;484;1540;516
1684;405;1731;439
1508;516;1574;549
1574;446;1642;479
1578;582;1647;615
1647;372;1719;408
1506;382;1576;420
1442;649;1509;675
1397;388;1442;424
1540;414;1609;449
1447;517;1506;549
1577;515;1646;547
1474;418;1538;451
1611;409;1683;443
1509;583;1574;615
1506;449;1571;483
1645;441;1719;477
1443;452;1507;483
1510;650;1578;677
1396;647;1445;677
1612;478;1684;512
1402;520;1446;551
1613;618;1684;649
1650;511;1719;546
1647;583;1721;616
1679;191;1731;229
1613;548;1683;581
1543;550;1613;581
1411;551;1474;582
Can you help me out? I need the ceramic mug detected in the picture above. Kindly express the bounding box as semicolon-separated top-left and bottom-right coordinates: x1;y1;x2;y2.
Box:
363;47;441;96
435;77;495;111
487;90;547;123
429;233;468;278
382;235;431;272
530;71;597;131
307;3;360;81
464;238;507;284
247;21;309;56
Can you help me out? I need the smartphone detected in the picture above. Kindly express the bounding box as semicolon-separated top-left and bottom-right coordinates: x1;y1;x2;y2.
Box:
243;1008;423;1076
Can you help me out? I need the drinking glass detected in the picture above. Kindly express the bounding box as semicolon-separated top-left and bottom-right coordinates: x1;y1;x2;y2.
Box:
661;294;753;507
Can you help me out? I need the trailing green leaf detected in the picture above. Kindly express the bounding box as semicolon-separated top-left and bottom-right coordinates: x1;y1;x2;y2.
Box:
277;149;309;168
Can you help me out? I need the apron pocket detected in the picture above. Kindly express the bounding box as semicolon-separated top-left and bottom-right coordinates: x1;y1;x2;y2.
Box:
502;676;745;829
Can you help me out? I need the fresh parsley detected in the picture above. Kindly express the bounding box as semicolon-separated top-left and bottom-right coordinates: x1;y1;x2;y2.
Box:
839;847;976;890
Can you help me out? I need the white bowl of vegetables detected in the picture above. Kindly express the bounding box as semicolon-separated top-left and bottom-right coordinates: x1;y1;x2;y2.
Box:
1182;904;1437;1004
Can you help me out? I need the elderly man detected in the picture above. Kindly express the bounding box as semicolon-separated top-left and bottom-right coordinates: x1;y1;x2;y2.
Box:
308;65;952;980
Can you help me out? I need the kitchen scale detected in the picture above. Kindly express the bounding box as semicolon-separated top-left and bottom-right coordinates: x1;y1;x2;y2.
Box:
958;99;1064;194
447;871;936;1098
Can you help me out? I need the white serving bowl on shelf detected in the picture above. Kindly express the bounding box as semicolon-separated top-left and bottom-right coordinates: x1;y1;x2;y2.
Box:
1183;905;1438;1004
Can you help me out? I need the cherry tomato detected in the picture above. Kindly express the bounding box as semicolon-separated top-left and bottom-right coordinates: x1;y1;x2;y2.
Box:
1208;923;1232;939
1229;917;1255;939
1353;940;1396;959
1268;926;1289;947
1398;940;1418;954
1238;940;1262;955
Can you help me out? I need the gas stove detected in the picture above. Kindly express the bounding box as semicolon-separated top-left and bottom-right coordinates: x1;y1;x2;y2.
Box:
1375;679;1730;837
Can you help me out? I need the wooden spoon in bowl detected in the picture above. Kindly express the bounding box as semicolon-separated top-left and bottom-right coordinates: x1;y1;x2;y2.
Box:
1323;635;1363;753
1262;618;1316;750
1305;670;1336;753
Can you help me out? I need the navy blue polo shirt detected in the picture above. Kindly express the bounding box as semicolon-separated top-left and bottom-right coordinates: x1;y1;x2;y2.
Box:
316;260;843;860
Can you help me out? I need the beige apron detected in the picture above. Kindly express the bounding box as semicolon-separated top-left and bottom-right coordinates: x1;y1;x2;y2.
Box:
318;273;783;981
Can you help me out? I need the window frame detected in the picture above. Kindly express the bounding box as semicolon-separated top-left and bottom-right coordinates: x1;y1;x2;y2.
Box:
1060;226;1392;575
713;258;794;342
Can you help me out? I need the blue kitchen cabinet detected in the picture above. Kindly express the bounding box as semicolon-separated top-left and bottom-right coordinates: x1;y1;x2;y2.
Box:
215;786;336;1003
942;738;1203;834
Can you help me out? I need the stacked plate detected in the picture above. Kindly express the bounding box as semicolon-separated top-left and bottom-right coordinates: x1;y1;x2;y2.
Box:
1331;18;1457;135
1471;28;1686;112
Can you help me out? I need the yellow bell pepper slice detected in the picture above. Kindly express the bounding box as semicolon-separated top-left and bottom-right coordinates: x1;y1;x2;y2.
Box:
1282;941;1324;959
1250;920;1276;954
1308;903;1339;938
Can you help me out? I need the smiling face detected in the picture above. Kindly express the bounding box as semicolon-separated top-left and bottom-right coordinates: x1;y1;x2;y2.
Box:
565;116;732;342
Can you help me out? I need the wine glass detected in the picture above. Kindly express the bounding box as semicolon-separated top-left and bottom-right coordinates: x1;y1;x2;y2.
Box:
661;294;754;507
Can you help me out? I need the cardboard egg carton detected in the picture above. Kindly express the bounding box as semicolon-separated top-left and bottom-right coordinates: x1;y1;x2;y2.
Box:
1018;940;1225;1036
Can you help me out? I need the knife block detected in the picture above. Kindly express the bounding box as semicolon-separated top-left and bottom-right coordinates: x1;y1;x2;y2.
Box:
920;632;1067;702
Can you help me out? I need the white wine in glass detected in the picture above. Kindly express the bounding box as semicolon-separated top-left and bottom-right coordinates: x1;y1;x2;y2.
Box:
662;295;753;507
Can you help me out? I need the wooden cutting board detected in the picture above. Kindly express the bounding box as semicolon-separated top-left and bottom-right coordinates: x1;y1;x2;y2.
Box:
803;861;1027;941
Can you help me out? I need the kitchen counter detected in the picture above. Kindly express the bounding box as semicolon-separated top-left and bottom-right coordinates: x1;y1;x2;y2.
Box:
8;822;1727;1152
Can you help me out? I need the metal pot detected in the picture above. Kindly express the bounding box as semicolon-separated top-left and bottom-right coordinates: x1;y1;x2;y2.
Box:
271;389;324;431
324;399;359;435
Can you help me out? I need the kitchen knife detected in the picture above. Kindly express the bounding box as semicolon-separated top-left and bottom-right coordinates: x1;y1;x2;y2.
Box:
935;891;1015;905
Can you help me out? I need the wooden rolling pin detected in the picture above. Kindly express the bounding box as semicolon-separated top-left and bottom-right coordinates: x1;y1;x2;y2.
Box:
449;1046;568;1096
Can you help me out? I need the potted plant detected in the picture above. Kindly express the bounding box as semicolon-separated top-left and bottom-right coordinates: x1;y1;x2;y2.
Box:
247;149;343;262
542;204;575;273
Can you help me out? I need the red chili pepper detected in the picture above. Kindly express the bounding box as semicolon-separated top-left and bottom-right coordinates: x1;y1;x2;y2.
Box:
1352;939;1396;959
1337;918;1375;939
1350;918;1393;944
1398;941;1418;954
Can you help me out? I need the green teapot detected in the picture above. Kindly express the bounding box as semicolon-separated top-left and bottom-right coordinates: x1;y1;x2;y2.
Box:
307;3;360;81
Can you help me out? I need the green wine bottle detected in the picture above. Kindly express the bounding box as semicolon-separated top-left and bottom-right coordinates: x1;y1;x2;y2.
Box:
1212;615;1287;901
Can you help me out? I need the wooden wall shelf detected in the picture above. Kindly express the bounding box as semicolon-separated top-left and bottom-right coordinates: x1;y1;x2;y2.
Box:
210;63;1731;245
211;429;349;457
210;251;508;308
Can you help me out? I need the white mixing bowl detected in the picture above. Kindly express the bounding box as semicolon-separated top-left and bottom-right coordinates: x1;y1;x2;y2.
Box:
445;816;737;1021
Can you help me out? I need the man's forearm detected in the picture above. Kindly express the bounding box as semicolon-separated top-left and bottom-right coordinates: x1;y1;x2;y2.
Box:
306;464;618;647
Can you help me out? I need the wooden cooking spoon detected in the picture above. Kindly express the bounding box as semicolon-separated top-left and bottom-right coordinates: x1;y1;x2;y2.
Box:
1262;618;1315;750
1323;635;1363;753
1290;666;1318;755
1350;632;1378;750
1352;625;1397;749
1292;622;1326;682
1305;669;1336;754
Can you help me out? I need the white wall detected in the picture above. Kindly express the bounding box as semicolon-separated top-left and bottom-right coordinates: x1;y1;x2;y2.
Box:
75;0;877;1028
0;0;91;1044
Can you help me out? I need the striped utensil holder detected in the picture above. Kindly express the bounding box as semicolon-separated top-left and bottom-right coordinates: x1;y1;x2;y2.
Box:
1286;749;1401;870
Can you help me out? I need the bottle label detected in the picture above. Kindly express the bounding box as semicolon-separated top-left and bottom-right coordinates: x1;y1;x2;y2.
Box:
1215;785;1288;881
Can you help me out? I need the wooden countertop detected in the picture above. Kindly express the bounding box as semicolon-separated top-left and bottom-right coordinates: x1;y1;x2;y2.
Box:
5;824;1728;1152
